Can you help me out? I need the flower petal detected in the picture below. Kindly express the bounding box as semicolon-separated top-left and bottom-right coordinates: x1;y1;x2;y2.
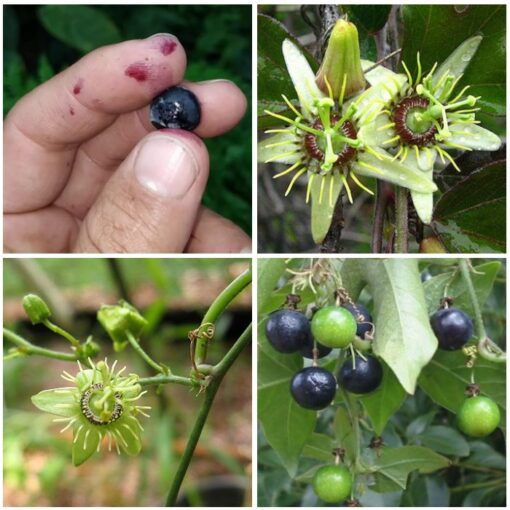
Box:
32;388;79;417
447;123;501;151
258;132;302;164
72;419;101;466
282;39;324;118
432;36;482;89
353;151;438;193
310;173;343;244
405;150;436;224
357;113;394;146
347;70;406;124
116;415;142;456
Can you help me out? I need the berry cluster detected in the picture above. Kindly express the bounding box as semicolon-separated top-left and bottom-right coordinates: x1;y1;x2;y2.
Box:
265;298;383;412
430;302;500;437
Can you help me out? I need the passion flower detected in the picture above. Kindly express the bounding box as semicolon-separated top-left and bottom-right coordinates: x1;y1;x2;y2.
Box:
31;358;150;466
362;36;501;223
258;39;437;242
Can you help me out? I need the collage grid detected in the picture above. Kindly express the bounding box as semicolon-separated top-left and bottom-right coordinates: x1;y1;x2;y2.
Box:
1;1;508;508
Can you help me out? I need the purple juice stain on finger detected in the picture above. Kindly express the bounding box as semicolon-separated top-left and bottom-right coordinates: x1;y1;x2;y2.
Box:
73;78;84;95
159;39;177;55
124;62;149;82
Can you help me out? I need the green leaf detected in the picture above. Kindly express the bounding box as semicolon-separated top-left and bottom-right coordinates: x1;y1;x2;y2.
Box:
257;13;318;119
370;446;450;492
361;260;437;393
401;5;506;130
310;174;343;244
38;5;121;53
257;258;287;313
334;406;356;463
418;350;506;431
360;362;406;435
347;6;392;34
258;322;315;476
400;475;450;507
423;261;501;317
302;432;334;462
432;162;506;253
415;425;470;457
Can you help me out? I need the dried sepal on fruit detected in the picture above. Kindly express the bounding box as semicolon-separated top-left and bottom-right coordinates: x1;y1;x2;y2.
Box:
31;358;150;466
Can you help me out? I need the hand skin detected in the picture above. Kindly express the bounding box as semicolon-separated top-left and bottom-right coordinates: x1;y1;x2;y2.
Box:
3;34;251;253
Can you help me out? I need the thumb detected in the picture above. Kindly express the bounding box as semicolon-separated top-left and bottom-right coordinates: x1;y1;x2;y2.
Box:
74;130;209;253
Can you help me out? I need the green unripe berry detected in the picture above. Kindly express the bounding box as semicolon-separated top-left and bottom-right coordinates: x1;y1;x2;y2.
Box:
313;465;352;503
457;396;500;437
311;306;357;348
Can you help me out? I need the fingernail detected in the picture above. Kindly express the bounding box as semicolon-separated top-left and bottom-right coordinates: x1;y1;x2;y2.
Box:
147;32;178;40
196;78;236;86
134;137;198;198
239;246;252;253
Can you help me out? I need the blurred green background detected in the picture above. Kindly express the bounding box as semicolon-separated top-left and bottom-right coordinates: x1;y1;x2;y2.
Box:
4;258;252;506
3;5;252;235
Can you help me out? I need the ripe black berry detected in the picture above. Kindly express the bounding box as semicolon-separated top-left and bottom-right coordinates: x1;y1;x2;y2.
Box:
300;335;332;359
150;86;201;131
265;309;310;353
430;307;473;350
290;367;336;410
338;355;383;394
343;303;373;339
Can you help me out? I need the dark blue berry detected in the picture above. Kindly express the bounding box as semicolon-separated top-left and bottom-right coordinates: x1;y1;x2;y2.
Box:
265;309;310;353
421;271;433;282
338;355;383;394
343;303;373;339
290;367;336;410
150;86;201;131
430;307;473;350
300;334;332;359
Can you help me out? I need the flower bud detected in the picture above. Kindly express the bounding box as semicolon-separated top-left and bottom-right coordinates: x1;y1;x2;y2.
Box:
315;19;366;100
97;300;148;350
22;294;51;324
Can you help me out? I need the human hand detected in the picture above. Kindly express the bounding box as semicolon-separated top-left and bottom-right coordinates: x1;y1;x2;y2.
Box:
4;34;251;253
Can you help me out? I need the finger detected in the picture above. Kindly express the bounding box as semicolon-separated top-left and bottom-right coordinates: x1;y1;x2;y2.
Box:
4;34;186;213
55;80;247;219
4;207;79;253
185;207;251;253
73;130;209;253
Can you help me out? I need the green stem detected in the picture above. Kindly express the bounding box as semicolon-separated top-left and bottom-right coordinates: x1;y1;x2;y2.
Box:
165;323;252;506
395;186;408;253
459;260;506;363
194;267;252;366
126;331;164;374
139;374;199;388
449;477;506;493
42;319;80;347
3;328;78;362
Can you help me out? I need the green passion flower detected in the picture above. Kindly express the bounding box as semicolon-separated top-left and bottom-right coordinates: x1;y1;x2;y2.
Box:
258;39;437;210
31;358;150;466
362;36;501;223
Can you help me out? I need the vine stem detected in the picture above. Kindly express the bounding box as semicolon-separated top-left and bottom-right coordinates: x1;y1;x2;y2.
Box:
139;374;199;388
459;260;506;363
3;328;78;362
42;319;81;347
194;267;252;366
165;323;252;506
394;186;408;253
126;331;164;374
